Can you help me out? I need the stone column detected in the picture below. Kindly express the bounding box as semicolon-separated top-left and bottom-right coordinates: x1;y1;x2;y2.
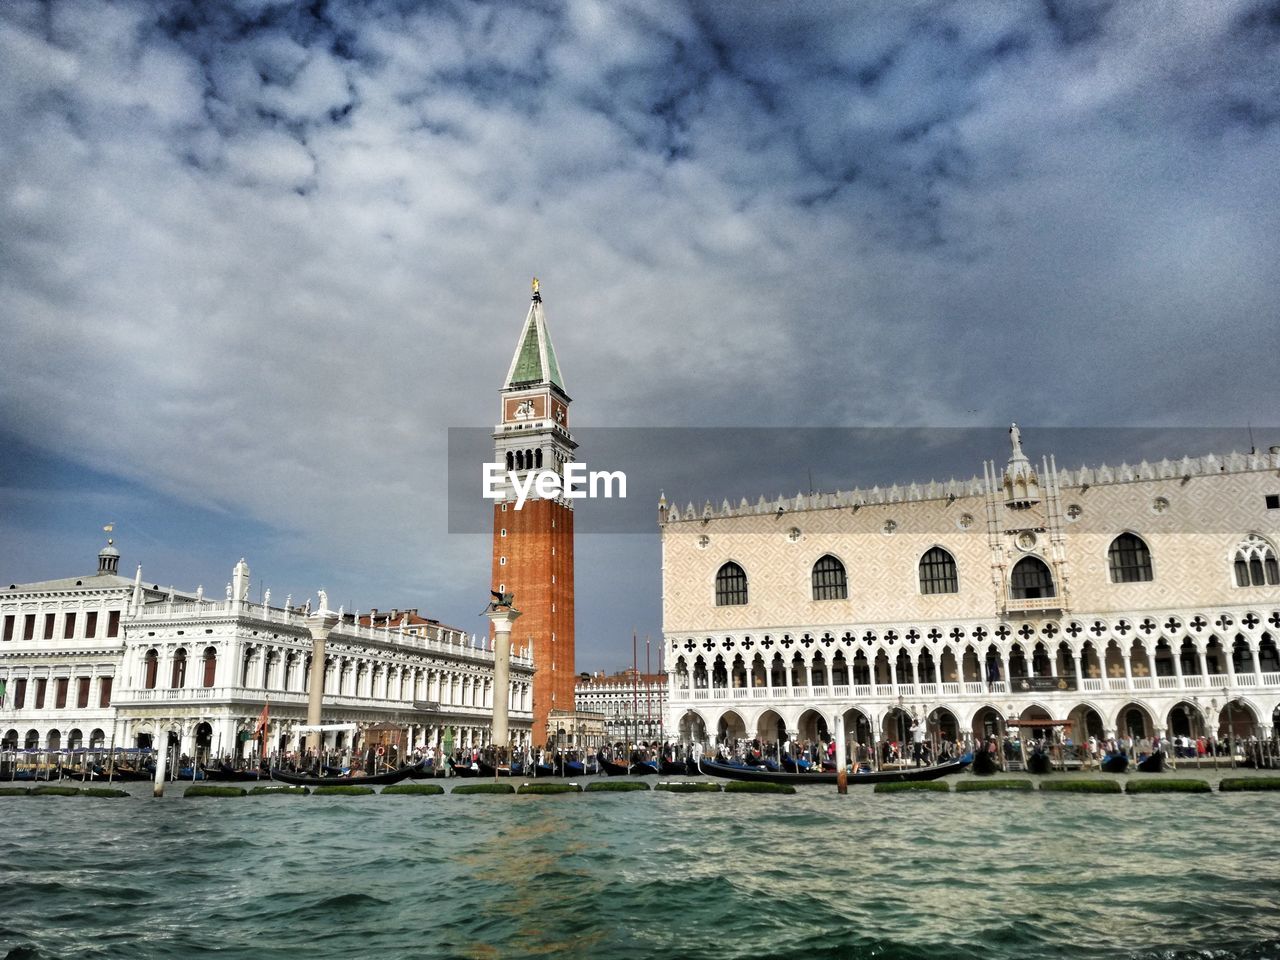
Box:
485;603;522;758
305;609;339;754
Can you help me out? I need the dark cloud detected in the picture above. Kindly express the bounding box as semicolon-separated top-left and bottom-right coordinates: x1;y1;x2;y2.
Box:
1;0;1278;669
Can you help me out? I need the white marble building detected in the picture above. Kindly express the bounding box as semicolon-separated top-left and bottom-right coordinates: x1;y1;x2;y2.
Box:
660;430;1280;750
2;545;534;759
575;669;668;743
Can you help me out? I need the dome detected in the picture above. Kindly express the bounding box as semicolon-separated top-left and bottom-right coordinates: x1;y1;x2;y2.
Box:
97;539;120;575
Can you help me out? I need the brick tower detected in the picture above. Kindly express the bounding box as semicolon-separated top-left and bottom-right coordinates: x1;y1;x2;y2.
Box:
491;279;576;745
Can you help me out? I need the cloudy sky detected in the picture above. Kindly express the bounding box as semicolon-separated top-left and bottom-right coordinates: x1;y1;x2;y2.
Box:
2;0;1278;669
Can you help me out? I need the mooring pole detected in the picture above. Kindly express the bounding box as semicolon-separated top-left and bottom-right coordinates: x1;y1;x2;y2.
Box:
835;714;848;795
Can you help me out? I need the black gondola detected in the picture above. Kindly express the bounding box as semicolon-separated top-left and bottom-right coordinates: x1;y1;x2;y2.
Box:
201;765;272;782
660;758;697;776
972;751;999;776
1026;750;1052;774
476;760;513;778
1100;753;1129;774
597;752;630;776
629;761;659;776
700;755;970;785
271;762;425;788
448;759;480;778
1136;750;1165;773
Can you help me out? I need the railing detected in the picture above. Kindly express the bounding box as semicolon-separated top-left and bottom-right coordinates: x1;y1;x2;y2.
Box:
115;685;530;717
1004;597;1063;614
667;672;1280;706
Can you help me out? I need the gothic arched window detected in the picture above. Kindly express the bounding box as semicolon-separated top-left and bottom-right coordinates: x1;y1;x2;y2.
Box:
715;562;748;606
1010;556;1055;599
811;555;847;601
1108;533;1153;583
919;547;959;595
1234;534;1279;587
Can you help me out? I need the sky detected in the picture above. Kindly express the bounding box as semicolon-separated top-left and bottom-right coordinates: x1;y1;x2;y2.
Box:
2;0;1279;671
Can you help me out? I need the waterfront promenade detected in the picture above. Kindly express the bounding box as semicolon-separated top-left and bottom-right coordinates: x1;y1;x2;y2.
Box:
2;769;1278;959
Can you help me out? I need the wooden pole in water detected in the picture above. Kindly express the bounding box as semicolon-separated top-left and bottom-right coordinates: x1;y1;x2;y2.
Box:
835;714;847;795
152;734;167;797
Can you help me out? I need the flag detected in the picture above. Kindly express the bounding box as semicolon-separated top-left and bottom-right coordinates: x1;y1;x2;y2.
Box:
254;701;269;747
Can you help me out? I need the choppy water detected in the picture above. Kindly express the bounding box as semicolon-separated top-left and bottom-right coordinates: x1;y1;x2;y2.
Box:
1;772;1278;960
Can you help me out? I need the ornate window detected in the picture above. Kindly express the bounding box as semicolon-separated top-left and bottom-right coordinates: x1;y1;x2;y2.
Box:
1010;556;1055;599
143;649;159;690
811;555;848;601
919;547;958;595
1108;533;1153;583
715;562;748;606
1234;534;1279;587
170;648;187;688
202;647;217;687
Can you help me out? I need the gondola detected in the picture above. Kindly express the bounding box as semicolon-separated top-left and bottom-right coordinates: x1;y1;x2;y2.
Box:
475;760;513;778
1100;753;1129;774
972;751;1000;776
1136;750;1165;773
201;765;272;782
597;752;630;777
660;758;699;777
448;759;481;778
629;760;659;776
700;755;970;785
1026;750;1052;774
271;762;425;788
98;766;153;782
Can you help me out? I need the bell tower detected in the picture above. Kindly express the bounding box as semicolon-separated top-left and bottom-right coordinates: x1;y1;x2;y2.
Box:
491;278;577;744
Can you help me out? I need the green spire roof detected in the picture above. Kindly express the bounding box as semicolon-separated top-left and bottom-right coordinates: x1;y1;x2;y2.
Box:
504;294;565;391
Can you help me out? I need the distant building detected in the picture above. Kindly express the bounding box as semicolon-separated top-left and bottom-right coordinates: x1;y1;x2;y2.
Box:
1;543;534;759
575;668;668;743
660;429;1280;749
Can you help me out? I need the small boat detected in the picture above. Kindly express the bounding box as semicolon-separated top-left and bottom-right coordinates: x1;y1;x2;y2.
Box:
660;758;691;776
1026;750;1052;775
629;761;659;776
177;766;206;781
972;751;999;776
597;752;630;777
563;758;592;777
448;759;481;778
271;762;425;788
701;756;970;785
476;760;513;778
102;766;153;783
1136;751;1165;774
201;765;272;782
1100;753;1129;774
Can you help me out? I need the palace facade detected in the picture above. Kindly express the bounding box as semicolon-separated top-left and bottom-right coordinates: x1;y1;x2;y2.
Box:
1;543;534;759
660;430;1280;749
575;668;668;743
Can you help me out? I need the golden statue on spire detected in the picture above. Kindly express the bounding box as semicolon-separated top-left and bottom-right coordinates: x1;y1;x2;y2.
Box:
531;276;540;295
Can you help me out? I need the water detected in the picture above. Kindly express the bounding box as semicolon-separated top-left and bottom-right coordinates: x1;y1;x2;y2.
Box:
1;774;1278;960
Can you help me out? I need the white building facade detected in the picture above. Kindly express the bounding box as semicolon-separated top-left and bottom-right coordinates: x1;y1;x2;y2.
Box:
2;545;534;760
575;670;668;743
660;432;1280;751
